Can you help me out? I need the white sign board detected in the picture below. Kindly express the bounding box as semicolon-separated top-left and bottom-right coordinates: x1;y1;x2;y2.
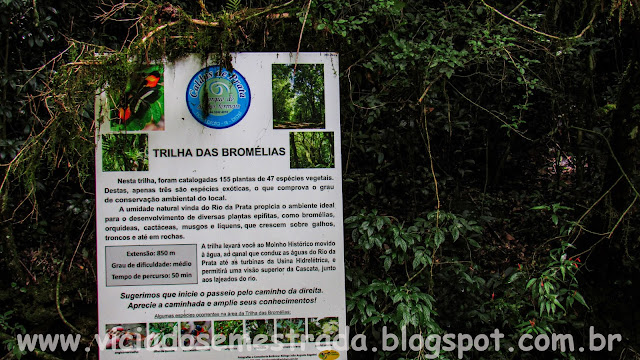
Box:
95;53;346;360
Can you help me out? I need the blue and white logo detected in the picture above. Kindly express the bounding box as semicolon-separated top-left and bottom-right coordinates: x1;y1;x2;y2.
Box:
186;66;251;129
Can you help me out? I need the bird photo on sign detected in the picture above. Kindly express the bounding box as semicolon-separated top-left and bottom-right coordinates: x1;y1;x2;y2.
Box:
109;65;165;131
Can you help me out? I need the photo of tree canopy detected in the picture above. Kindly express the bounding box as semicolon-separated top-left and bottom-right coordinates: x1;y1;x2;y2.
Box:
272;64;325;129
290;132;334;168
102;134;149;172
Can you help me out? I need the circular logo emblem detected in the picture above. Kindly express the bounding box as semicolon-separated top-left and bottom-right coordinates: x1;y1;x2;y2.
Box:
186;66;251;129
318;350;340;360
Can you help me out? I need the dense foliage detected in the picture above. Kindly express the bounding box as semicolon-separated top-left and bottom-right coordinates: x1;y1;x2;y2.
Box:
290;132;335;168
1;0;640;359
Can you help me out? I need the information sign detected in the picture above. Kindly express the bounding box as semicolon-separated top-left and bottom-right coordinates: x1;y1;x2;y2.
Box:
95;53;346;360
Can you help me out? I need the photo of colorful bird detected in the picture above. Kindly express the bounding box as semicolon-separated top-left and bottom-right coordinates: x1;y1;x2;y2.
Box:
111;65;165;131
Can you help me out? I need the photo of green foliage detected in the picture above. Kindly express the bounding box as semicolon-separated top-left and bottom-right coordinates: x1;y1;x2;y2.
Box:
148;322;177;348
246;319;274;344
276;318;305;343
290;131;334;168
272;64;325;129
308;317;338;342
213;320;243;346
102;134;149;172
109;65;164;131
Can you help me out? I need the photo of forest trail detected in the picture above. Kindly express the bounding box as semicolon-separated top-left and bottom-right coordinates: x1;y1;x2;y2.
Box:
290;132;334;169
272;64;325;129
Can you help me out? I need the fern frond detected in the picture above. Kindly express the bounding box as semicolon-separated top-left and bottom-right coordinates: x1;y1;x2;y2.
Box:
225;0;242;12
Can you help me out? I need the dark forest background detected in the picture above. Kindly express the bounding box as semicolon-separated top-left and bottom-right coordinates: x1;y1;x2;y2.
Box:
1;0;640;359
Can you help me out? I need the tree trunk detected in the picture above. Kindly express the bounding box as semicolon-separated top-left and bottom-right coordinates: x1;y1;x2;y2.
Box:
290;133;299;168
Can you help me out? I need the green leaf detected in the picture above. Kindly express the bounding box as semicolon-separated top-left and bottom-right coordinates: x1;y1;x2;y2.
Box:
468;238;481;248
451;226;460;242
434;229;445;247
551;214;559;225
397;237;407;252
393;1;406;10
508;272;522;284
530;205;549;210
543;282;552;293
462;272;474;283
346;302;355;312
412;256;421;269
365;182;376;195
344;216;359;224
526;278;537;289
573;292;588;308
391;292;403;303
552;297;565;312
365;304;375;316
375;217;384;231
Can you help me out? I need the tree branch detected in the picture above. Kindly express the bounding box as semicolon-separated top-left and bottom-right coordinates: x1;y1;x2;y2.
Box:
56;259;83;335
141;0;297;43
481;0;596;40
294;0;312;72
571;126;640;198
